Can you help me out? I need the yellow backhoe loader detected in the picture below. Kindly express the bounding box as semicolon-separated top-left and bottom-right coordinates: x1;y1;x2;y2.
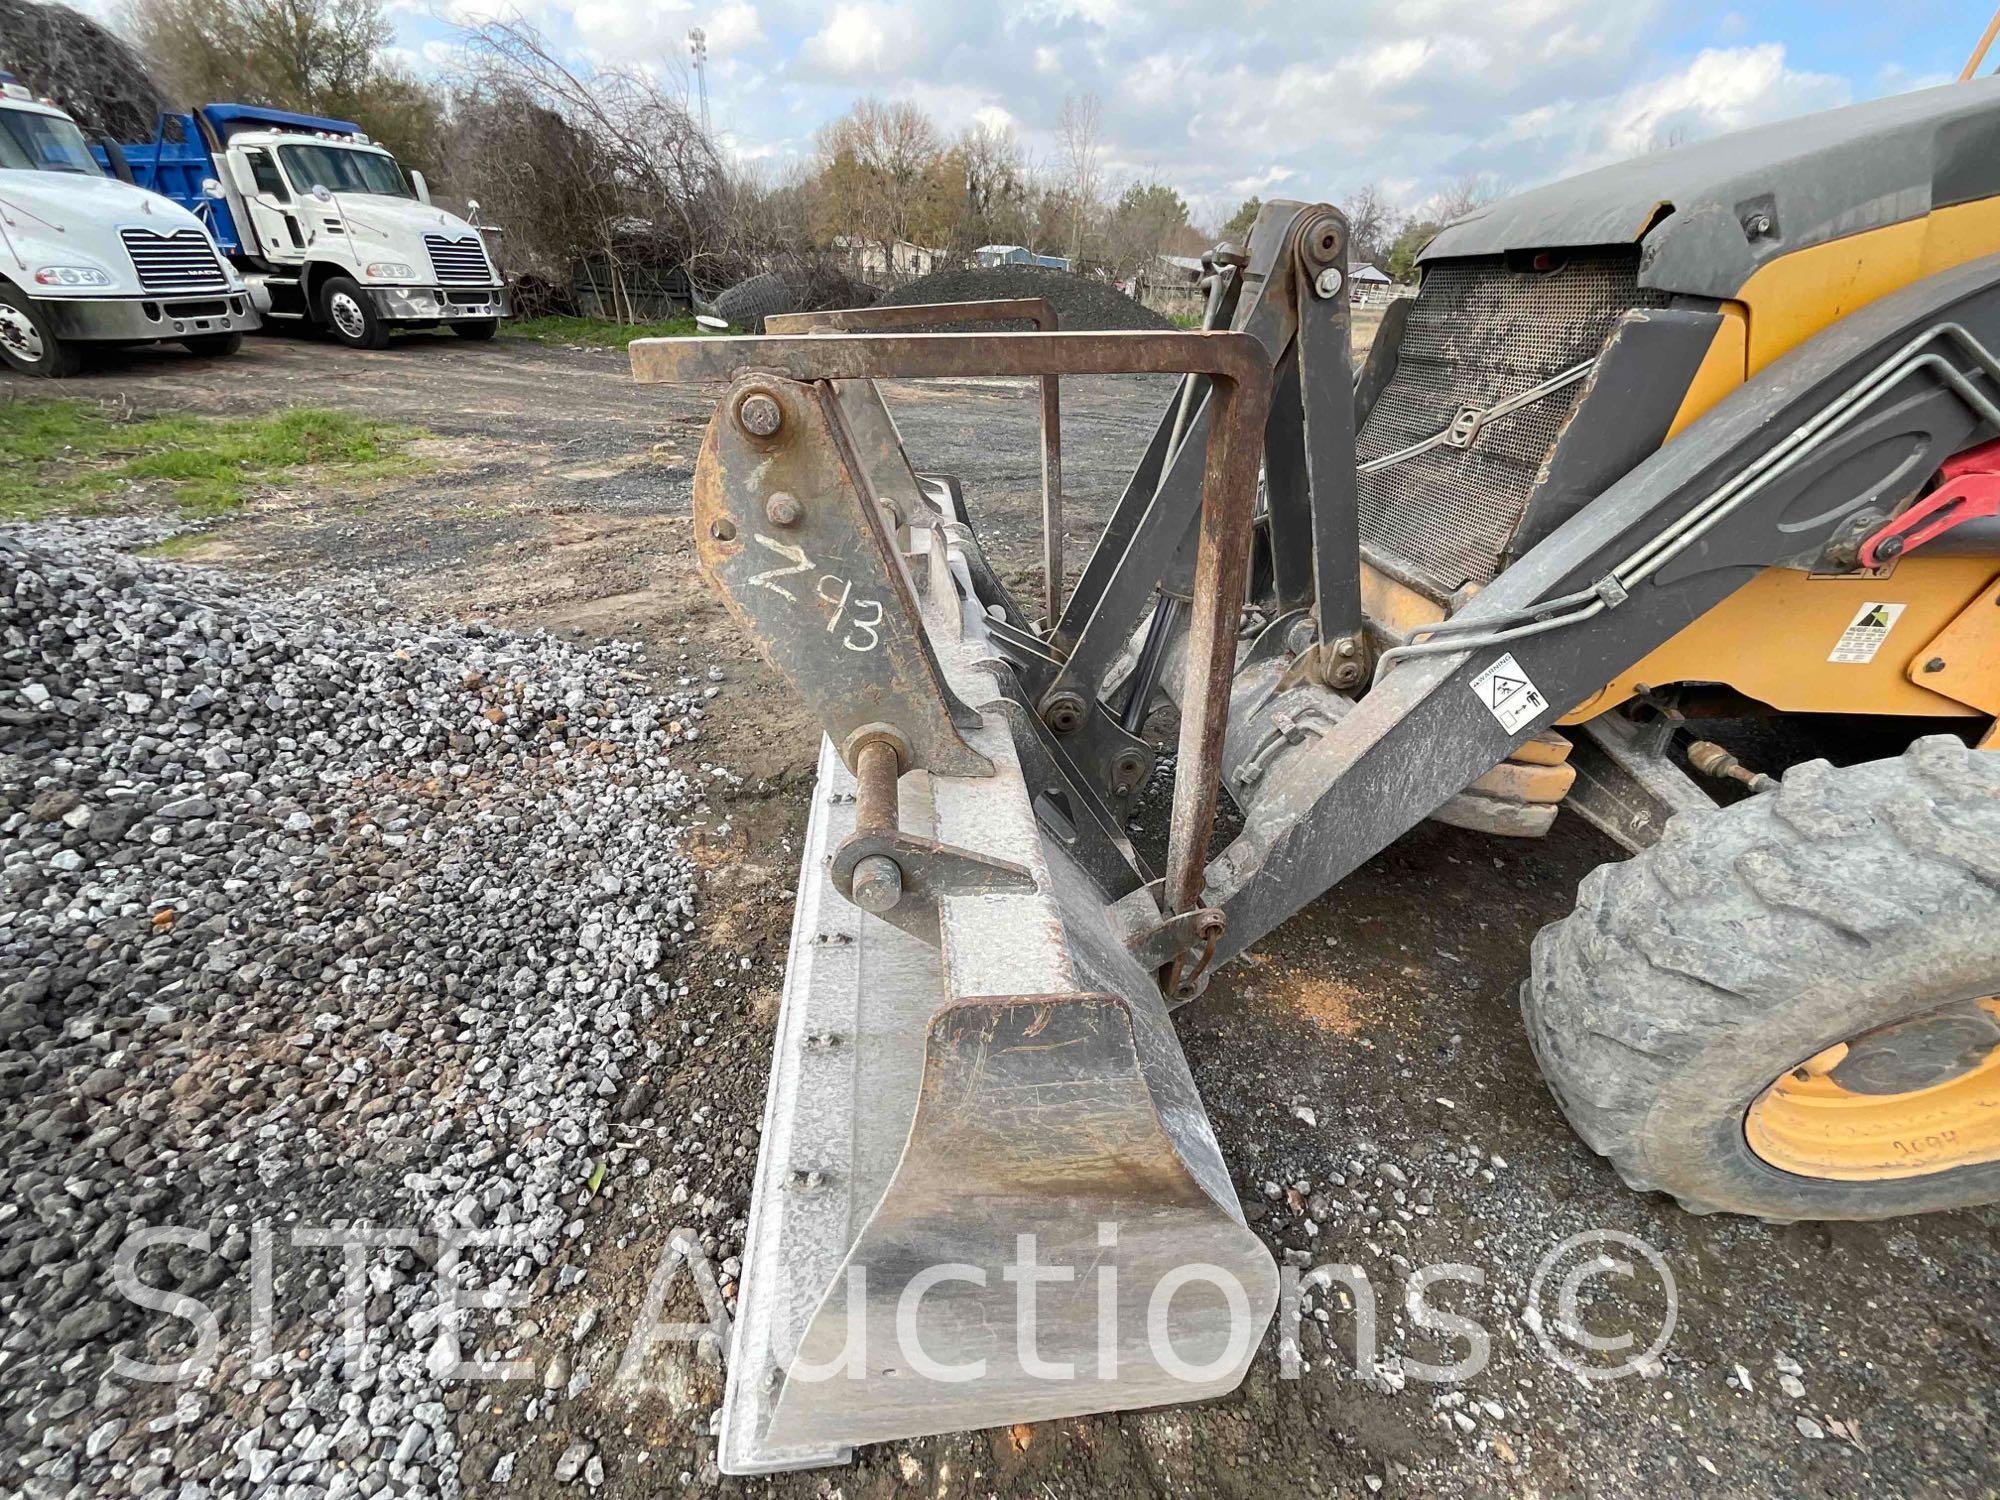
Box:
631;70;2000;1474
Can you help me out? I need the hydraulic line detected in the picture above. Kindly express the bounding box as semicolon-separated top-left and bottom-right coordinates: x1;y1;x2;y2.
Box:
1372;322;2000;677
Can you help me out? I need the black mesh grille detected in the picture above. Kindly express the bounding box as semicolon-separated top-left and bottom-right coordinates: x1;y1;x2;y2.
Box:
1356;250;1668;597
424;234;493;285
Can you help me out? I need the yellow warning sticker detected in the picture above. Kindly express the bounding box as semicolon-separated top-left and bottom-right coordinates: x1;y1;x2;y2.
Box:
1828;601;1905;664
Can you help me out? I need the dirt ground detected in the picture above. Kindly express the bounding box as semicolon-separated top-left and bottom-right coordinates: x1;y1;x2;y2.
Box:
21;329;2000;1499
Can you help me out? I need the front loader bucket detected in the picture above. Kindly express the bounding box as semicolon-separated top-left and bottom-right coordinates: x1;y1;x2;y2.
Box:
726;738;1273;1471
629;315;1280;1473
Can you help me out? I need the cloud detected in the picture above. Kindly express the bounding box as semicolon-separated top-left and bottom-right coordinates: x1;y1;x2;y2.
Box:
801;4;902;77
1553;44;1851;172
381;0;1908;221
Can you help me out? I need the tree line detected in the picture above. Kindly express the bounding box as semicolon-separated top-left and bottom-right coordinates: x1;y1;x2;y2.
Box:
108;0;1493;316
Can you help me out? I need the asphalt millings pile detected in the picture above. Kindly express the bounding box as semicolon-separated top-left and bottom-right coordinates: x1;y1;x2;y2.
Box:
0;523;720;1498
878;263;1175;332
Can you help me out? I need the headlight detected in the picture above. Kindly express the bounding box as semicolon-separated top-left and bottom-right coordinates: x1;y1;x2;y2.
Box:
364;261;416;280
34;266;114;288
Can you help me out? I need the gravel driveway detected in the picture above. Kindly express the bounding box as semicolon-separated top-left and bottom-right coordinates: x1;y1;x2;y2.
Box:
2;329;1995;1500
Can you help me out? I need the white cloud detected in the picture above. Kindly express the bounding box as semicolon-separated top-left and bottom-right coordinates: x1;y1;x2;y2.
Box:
379;0;1904;223
1564;44;1851;170
801;4;900;76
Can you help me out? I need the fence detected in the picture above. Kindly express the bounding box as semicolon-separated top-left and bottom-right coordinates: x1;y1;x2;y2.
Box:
570;257;693;321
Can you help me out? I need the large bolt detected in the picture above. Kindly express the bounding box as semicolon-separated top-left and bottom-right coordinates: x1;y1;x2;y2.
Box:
766;491;802;526
1315;267;1344;300
850;854;904;912
737;392;783;438
1043;690;1087;735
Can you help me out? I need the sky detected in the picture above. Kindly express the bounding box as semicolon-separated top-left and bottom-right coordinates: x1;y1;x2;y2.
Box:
89;0;2000;222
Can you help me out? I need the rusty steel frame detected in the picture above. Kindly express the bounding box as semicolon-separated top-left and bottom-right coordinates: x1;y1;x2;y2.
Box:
632;327;1272;927
765;298;1068;624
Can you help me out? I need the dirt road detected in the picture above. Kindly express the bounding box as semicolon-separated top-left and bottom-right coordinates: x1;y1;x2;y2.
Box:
25;330;2000;1498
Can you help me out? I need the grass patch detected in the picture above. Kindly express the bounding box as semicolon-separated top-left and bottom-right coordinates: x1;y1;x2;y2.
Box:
0;400;425;521
501;314;731;349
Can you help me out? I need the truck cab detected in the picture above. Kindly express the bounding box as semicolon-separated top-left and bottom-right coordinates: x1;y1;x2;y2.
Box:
113;104;509;348
0;74;256;377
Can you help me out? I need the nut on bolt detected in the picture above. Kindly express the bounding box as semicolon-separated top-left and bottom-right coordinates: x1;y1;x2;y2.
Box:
736;391;783;438
765;491;802;526
1042;690;1087;735
850;854;904;912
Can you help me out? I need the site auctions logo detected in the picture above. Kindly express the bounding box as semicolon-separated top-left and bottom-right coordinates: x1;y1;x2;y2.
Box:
102;1220;1677;1388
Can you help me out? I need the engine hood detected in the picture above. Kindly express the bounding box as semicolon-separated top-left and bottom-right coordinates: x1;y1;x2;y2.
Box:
0;170;212;237
315;194;489;256
1422;76;2000;300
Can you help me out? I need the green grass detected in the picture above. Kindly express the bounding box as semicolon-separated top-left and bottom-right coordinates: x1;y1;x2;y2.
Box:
0;400;425;521
501;314;732;349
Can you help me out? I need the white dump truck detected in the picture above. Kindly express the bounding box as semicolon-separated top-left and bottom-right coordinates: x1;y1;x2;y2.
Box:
107;102;509;348
0;72;256;377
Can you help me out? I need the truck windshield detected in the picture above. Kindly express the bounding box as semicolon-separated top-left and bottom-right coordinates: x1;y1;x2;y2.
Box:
277;143;409;198
0;106;105;176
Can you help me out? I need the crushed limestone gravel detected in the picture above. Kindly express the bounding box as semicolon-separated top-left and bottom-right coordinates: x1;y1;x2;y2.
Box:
0;519;725;1499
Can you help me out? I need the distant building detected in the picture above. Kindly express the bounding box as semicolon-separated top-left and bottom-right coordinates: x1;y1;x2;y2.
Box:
834;237;946;282
1350;263;1395;304
975;244;1073;272
1155;254;1205;283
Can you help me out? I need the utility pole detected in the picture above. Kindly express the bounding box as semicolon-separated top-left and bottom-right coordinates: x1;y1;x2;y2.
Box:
687;28;711;137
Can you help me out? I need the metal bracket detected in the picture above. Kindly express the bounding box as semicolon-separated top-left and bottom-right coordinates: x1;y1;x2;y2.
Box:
1126;901;1226;982
689;374;992;778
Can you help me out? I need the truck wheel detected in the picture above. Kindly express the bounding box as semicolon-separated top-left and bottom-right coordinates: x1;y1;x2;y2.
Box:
181;332;243;358
452;319;498;341
319;276;390;350
1523;735;2000;1221
0;286;83;377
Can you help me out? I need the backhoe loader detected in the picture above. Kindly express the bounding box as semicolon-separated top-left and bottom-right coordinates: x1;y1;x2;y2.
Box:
631;74;2000;1473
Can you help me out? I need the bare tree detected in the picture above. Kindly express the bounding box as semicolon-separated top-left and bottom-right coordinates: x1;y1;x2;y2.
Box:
1339;183;1399;271
450;17;733;307
812;98;948;274
1056;92;1103;266
954;120;1030;255
1428;171;1502;224
120;0;440;164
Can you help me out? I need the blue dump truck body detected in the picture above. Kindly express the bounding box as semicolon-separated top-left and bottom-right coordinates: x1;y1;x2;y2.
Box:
93;104;367;258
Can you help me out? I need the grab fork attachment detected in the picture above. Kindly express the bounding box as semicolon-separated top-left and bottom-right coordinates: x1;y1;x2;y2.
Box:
631;321;1277;1472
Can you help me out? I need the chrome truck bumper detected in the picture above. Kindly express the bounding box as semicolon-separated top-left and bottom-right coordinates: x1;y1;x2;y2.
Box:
40;292;259;343
365;284;511;323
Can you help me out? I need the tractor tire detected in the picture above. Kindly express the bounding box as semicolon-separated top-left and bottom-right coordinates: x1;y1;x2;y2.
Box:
1524;735;2000;1221
0;286;84;377
319;276;390;350
180;331;243;358
451;319;498;341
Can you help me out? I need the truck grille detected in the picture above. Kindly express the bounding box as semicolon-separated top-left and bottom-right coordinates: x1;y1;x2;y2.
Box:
119;228;228;293
1355;249;1669;599
424;234;494;285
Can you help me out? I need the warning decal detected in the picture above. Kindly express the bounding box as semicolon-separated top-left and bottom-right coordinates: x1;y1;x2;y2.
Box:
1828;601;1905;664
1471;652;1547;733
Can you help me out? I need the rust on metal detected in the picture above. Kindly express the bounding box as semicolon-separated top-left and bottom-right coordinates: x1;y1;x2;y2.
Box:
760;299;1068;625
639;327;1272;950
689;372;991;778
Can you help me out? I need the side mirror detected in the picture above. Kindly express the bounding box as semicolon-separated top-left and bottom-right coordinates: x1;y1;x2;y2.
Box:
310;183;332;203
410;169;430;204
228;153;260;199
201;176;226;200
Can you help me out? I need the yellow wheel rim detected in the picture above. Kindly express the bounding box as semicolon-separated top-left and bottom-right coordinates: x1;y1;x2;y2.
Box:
1745;996;2000;1181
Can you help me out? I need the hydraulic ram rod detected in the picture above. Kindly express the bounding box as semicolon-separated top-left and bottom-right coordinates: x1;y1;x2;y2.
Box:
632;328;1272;925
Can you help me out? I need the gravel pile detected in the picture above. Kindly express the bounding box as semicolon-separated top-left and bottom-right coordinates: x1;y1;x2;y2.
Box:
0;521;723;1499
877;264;1174;332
